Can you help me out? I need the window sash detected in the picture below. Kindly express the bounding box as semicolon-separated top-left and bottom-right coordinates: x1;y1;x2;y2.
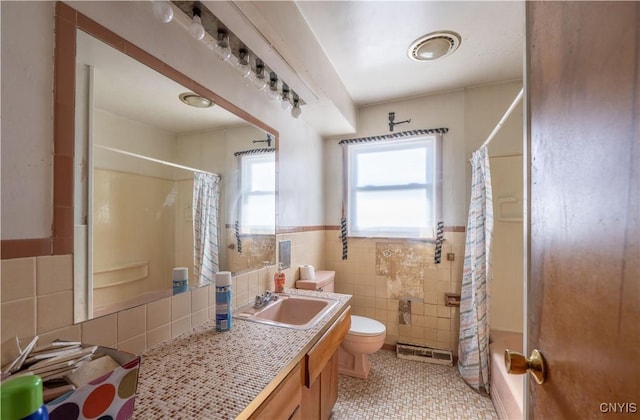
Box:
346;136;440;239
239;153;275;234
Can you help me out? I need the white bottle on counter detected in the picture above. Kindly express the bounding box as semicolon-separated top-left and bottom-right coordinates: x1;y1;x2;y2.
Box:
215;271;232;332
172;267;189;295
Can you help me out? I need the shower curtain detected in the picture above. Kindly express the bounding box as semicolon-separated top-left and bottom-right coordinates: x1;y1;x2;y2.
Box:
458;146;494;393
193;172;220;287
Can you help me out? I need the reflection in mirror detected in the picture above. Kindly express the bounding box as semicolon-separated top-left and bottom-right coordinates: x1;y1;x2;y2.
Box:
74;30;276;322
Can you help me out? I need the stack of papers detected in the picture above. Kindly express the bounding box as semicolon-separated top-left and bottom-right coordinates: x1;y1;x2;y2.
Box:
0;338;119;402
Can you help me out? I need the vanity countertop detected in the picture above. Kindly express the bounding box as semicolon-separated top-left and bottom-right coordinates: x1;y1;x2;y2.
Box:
133;289;352;418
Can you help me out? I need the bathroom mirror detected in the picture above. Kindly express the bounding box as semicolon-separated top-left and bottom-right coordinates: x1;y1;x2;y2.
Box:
71;24;276;322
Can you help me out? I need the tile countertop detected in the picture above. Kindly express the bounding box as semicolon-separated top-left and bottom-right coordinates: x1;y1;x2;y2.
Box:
133;289;352;419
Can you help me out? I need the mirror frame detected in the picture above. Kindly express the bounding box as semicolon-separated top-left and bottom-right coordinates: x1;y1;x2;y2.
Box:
53;2;279;320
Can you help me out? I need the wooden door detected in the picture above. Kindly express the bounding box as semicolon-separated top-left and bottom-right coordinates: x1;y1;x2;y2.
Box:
527;1;639;418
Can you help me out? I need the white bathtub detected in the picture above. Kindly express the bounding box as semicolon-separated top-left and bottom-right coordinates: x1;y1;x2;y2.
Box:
490;330;524;420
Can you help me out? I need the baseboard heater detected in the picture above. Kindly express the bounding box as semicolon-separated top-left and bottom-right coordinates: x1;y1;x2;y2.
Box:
396;343;453;366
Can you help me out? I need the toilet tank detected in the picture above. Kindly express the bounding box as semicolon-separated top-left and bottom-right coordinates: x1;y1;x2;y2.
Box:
295;270;335;293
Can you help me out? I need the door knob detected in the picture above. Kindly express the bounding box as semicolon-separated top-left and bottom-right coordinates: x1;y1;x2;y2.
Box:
504;349;546;384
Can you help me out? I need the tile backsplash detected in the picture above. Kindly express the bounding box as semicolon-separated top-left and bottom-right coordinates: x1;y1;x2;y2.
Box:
0;254;272;365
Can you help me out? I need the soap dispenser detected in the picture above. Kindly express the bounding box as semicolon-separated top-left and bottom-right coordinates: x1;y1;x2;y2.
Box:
274;263;286;293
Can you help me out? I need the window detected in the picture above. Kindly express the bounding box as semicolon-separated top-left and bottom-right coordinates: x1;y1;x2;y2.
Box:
239;153;275;234
346;136;441;239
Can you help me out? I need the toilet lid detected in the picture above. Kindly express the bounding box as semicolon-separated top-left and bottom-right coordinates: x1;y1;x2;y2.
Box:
349;315;386;337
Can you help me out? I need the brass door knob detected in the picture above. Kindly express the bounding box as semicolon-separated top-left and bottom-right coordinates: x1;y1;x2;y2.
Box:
504;349;546;384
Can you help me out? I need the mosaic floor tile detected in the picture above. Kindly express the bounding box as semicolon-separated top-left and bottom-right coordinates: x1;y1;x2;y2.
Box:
332;350;497;420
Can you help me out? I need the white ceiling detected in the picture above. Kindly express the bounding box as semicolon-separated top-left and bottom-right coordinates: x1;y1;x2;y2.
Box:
76;1;524;135
296;1;524;105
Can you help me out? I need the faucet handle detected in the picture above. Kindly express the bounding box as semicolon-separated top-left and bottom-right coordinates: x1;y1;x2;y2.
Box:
254;295;263;305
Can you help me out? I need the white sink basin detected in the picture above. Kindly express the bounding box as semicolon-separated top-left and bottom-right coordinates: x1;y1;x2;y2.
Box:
234;294;338;330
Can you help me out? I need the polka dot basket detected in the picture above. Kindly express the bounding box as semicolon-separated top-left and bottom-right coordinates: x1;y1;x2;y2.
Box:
46;347;141;420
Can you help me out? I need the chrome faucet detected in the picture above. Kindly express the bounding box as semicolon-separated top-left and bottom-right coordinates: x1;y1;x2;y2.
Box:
254;291;278;309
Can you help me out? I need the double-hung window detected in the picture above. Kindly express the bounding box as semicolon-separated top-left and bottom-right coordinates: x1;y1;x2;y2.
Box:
239;152;275;234
346;136;441;239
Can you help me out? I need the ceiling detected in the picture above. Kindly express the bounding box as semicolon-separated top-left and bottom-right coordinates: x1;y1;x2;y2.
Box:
218;0;525;133
77;1;525;136
295;1;524;105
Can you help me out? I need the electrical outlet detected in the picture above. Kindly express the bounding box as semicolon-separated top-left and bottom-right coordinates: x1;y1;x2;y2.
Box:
447;253;455;261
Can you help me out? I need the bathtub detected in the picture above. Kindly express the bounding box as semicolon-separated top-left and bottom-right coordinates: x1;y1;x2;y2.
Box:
490;330;524;420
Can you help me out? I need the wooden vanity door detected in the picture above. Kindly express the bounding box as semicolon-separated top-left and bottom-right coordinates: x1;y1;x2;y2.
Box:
301;307;351;419
320;353;339;419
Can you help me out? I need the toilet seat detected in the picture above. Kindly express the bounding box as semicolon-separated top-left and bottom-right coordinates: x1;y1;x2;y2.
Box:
349;315;386;337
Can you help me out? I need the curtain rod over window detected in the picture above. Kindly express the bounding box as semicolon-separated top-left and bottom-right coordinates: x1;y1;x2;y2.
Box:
338;128;448;145
234;147;276;157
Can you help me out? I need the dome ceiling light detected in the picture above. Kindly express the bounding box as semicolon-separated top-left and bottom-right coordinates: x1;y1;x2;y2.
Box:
179;92;213;108
408;31;461;62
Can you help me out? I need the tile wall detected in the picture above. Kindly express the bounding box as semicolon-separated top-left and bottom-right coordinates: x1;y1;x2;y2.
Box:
0;254;268;364
275;229;326;282
324;230;466;355
1;228;460;360
0;229;325;364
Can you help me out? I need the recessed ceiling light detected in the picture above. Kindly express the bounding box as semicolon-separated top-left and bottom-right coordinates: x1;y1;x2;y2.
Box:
408;31;461;62
179;92;213;108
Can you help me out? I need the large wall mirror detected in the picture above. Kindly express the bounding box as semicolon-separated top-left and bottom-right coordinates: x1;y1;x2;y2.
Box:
67;7;277;323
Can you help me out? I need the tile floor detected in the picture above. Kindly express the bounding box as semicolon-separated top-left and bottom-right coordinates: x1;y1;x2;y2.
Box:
332;350;498;419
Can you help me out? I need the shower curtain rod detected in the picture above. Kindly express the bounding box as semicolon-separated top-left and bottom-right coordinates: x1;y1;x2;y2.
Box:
95;145;218;177
480;88;524;149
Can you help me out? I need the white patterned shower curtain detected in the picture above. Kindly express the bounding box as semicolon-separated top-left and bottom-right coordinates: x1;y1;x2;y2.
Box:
458;146;494;393
193;172;220;287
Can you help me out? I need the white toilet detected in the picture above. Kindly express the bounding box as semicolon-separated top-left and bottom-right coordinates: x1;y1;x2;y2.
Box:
295;271;387;380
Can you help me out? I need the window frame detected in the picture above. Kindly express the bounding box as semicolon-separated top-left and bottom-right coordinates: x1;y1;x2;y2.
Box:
238;152;276;235
345;135;442;240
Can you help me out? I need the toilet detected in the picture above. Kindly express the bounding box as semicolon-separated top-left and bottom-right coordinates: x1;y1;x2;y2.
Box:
295;270;387;380
338;315;386;379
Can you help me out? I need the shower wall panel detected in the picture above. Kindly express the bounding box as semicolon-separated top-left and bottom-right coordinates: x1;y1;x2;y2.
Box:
93;169;177;313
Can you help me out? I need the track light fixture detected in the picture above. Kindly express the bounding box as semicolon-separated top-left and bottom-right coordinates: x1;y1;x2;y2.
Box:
236;48;251;78
166;3;305;119
189;6;205;40
280;84;292;110
268;73;280;100
213;30;231;61
152;0;174;23
291;94;302;119
253;59;268;90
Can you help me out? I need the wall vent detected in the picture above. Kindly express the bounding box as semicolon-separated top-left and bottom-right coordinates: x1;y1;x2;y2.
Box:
396;343;453;366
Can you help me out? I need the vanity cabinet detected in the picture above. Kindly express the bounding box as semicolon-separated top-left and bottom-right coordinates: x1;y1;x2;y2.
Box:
249;363;302;420
301;306;351;420
249;305;351;420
